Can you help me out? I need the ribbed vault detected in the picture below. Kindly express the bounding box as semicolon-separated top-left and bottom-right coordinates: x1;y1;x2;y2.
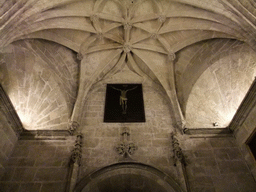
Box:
0;0;256;130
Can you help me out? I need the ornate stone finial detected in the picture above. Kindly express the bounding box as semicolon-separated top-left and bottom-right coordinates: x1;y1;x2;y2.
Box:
158;15;166;23
171;132;185;166
168;52;176;61
71;132;83;165
77;53;83;61
68;121;80;135
123;42;132;53
150;33;158;39
116;127;137;158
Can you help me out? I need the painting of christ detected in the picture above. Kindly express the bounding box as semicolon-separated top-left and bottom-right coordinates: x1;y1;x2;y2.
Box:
104;84;145;122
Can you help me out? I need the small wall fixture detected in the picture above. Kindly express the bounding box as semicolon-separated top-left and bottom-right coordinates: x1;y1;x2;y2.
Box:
213;122;218;127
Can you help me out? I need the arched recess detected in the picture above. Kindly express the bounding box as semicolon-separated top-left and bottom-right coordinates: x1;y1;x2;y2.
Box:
0;39;79;130
74;162;184;192
178;40;256;128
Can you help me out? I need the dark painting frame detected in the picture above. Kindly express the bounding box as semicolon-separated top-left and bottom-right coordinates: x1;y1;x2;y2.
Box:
104;84;145;122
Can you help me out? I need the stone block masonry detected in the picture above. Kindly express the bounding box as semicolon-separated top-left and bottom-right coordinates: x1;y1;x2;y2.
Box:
79;82;179;181
0;111;18;180
181;136;256;192
0;137;75;192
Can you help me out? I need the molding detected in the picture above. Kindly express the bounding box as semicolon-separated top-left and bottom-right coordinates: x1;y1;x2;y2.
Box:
0;84;24;136
183;128;232;137
229;78;256;131
74;162;184;192
20;130;72;140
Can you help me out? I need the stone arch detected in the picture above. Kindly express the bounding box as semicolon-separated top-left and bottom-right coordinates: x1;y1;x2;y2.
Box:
74;162;184;192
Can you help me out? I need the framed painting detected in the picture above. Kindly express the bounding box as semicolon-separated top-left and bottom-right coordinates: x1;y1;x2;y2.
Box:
104;84;145;122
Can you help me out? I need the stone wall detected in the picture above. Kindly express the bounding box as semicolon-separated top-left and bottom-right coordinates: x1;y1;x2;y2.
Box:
234;101;256;180
1;133;256;192
181;135;256;192
1;65;256;191
79;79;180;186
0;111;18;179
0;137;75;192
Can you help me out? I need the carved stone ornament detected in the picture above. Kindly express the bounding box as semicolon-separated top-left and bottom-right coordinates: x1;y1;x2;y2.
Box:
115;127;137;158
116;141;137;156
96;32;104;41
90;14;99;23
171;132;185;165
150;33;158;39
123;21;132;30
158;15;166;23
77;52;83;61
123;42;132;53
168;52;176;61
71;133;83;165
68;121;80;135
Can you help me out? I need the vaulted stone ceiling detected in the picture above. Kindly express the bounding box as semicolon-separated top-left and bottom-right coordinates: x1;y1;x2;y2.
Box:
0;0;256;130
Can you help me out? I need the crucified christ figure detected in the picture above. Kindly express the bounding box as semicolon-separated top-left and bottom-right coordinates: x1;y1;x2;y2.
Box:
111;85;138;114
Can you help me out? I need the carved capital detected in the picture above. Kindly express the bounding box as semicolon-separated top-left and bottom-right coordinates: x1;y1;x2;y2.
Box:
68;121;80;135
77;53;83;61
168;52;176;61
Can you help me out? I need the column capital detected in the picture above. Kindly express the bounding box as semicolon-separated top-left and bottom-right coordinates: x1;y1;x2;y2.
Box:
68;121;80;135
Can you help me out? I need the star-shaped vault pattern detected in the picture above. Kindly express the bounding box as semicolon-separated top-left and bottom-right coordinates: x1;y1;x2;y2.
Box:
0;0;256;130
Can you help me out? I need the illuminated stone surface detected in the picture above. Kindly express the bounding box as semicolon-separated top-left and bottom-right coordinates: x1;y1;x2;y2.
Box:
0;0;255;191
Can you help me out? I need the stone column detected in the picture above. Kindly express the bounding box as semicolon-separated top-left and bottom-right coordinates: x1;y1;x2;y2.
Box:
167;53;186;133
